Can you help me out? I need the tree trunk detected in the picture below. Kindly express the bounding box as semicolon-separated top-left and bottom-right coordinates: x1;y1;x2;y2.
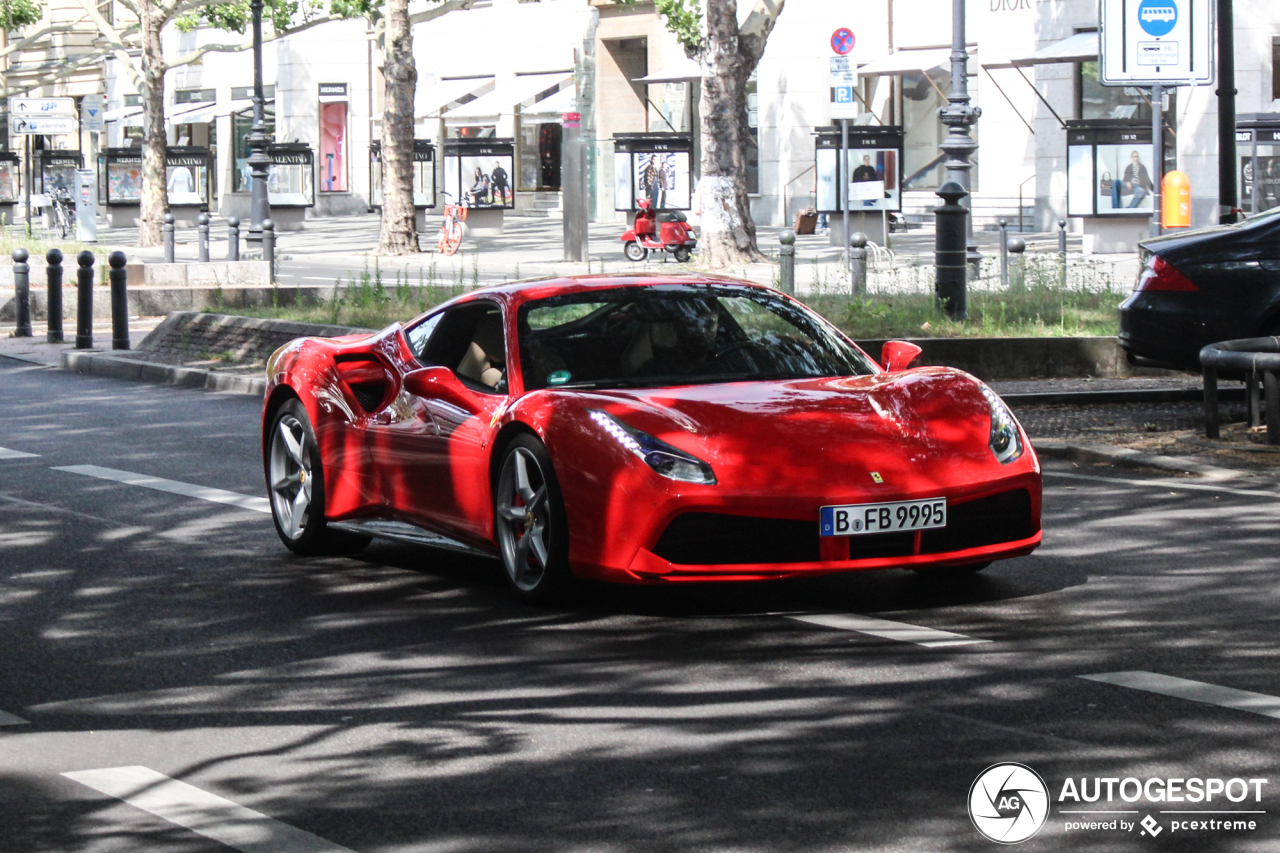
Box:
377;0;419;254
696;0;765;268
138;0;167;247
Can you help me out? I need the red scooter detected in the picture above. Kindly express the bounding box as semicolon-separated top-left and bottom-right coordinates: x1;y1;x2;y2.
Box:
621;198;697;263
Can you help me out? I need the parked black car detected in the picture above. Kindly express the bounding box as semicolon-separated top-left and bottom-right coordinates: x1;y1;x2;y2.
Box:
1119;207;1280;371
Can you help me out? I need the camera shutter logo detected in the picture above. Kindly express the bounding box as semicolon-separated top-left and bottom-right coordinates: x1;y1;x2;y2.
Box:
969;763;1050;844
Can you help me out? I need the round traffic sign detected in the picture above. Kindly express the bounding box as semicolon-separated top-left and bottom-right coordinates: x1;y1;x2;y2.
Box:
831;28;855;56
1137;0;1177;37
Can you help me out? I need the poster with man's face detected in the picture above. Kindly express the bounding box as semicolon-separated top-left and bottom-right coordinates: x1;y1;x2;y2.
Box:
816;147;901;212
633;151;691;210
1096;144;1154;215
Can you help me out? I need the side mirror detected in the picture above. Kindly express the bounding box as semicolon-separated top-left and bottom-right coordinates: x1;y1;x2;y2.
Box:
881;340;923;373
403;366;475;411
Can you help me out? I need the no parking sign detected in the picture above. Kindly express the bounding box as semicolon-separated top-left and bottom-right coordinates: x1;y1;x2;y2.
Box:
831;27;854;56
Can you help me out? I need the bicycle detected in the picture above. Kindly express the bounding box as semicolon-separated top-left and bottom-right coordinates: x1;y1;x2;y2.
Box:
49;185;74;239
436;192;467;256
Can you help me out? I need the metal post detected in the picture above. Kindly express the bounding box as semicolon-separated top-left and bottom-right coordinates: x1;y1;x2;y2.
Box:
849;231;868;296
1007;236;1026;291
227;216;241;261
109;251;129;350
1248;371;1261;427
1266;369;1280;446
163;212;175;263
778;229;795;295
246;0;271;242
841;118;849;266
197;213;210;263
1203;366;1219;439
940;0;981;275
998;218;1008;288
75;251;93;349
24;135;30;237
46;248;63;343
561;120;589;262
262;218;276;281
1058;218;1068;288
12;248;31;337
1151;83;1164;238
1217;0;1239;223
934;181;968;319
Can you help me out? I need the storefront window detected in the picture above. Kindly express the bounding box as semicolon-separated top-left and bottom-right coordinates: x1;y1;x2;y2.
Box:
453;125;496;139
1273;38;1280;101
901;68;978;192
233;105;275;191
1078;60;1174;122
519;121;562;191
746;79;759;194
319;102;348;192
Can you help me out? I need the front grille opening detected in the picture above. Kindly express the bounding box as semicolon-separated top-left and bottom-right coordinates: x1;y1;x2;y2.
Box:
921;489;1033;554
653;513;820;565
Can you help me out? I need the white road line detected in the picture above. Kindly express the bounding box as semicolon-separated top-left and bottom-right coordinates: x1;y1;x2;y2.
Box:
787;613;990;647
1046;471;1280;501
62;766;356;853
0;710;29;726
52;465;271;514
1081;671;1280;720
0;447;39;459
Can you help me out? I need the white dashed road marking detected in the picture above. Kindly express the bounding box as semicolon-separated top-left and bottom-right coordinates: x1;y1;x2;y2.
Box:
0;710;29;726
53;465;270;514
0;447;39;459
787;613;990;647
1081;671;1280;720
62;766;356;853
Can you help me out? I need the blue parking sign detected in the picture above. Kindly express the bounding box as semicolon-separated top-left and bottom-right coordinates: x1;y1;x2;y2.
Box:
834;87;853;104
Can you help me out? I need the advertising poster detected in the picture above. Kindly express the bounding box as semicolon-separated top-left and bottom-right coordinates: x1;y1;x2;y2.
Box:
0;163;18;203
1066;145;1094;216
1096;143;1155;214
107;161;142;203
613;151;633;211
633;151;691;210
1242;152;1280;215
455;154;515;210
816;147;901;212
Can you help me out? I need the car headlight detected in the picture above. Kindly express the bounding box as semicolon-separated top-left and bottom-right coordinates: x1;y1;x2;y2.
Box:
588;409;716;484
980;385;1023;464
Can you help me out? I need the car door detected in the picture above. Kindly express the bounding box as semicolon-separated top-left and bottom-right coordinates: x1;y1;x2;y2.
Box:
366;300;509;544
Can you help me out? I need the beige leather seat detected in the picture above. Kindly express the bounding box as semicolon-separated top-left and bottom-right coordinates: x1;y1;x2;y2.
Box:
457;313;506;388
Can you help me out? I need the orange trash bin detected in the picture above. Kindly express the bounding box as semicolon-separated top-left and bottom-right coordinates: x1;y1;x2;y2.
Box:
1162;170;1191;228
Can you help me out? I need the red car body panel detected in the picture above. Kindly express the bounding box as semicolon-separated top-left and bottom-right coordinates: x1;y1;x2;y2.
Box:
263;275;1042;583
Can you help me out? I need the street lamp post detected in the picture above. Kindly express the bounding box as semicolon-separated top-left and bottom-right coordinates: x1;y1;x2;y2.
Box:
245;0;270;243
938;0;981;275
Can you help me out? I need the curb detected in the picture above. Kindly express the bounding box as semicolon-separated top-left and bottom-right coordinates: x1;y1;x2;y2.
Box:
1034;439;1249;481
1003;387;1243;406
60;351;265;396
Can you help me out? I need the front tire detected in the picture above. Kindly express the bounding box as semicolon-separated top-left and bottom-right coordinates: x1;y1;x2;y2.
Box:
494;435;573;602
624;241;647;262
267;399;369;555
674;246;692;263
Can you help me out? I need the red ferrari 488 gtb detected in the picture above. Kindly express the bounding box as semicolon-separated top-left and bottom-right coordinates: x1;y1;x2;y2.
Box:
262;275;1041;600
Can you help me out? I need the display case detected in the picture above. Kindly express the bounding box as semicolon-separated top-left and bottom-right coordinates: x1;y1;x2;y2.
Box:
443;138;515;210
1065;120;1174;217
369;140;436;209
612;133;693;211
0;151;21;204
265;142;315;208
813;125;903;213
38;150;83;197
1237;114;1280;217
97;148;143;206
165;146;213;207
97;146;213;227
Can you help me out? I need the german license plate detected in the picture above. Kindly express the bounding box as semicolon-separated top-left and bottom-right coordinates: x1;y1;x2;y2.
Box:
820;498;946;537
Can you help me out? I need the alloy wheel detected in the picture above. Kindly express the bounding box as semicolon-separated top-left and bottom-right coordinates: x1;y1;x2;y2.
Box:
269;413;313;540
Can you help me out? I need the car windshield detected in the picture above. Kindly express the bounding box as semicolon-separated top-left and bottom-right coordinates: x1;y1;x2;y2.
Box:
517;284;878;390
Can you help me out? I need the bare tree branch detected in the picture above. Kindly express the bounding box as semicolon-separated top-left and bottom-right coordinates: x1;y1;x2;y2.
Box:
158;12;347;70
0;24;83;61
0;46;113;98
737;0;783;68
408;0;476;26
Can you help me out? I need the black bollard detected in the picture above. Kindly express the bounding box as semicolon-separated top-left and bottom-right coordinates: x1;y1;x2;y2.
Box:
934;181;969;320
1058;218;1068;288
163;213;175;264
13;247;31;337
778;229;795;295
1007;236;1027;292
227;216;240;261
849;231;868;296
46;248;63;343
197;213;210;262
109;251;129;350
75;251;94;349
998;219;1009;288
262;218;276;282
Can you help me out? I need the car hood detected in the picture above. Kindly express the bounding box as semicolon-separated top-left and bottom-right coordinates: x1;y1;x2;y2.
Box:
570;368;1006;492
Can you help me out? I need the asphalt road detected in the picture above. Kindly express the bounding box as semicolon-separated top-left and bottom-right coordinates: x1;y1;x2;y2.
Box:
2;358;1280;852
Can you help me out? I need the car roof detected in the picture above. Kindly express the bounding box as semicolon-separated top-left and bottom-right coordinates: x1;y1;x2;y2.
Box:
460;273;778;306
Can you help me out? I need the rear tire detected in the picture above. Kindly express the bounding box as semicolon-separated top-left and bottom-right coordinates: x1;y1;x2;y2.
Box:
267;399;370;556
493;435;573;603
674;247;692;263
624;241;647;263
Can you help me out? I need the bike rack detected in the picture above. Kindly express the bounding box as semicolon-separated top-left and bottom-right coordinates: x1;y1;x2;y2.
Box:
1200;337;1280;444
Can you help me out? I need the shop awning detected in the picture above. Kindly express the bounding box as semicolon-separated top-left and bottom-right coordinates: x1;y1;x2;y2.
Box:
104;105;142;122
522;85;576;118
632;57;701;84
418;76;493;116
445;71;572;121
1008;31;1098;68
168;99;253;124
857;47;968;76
